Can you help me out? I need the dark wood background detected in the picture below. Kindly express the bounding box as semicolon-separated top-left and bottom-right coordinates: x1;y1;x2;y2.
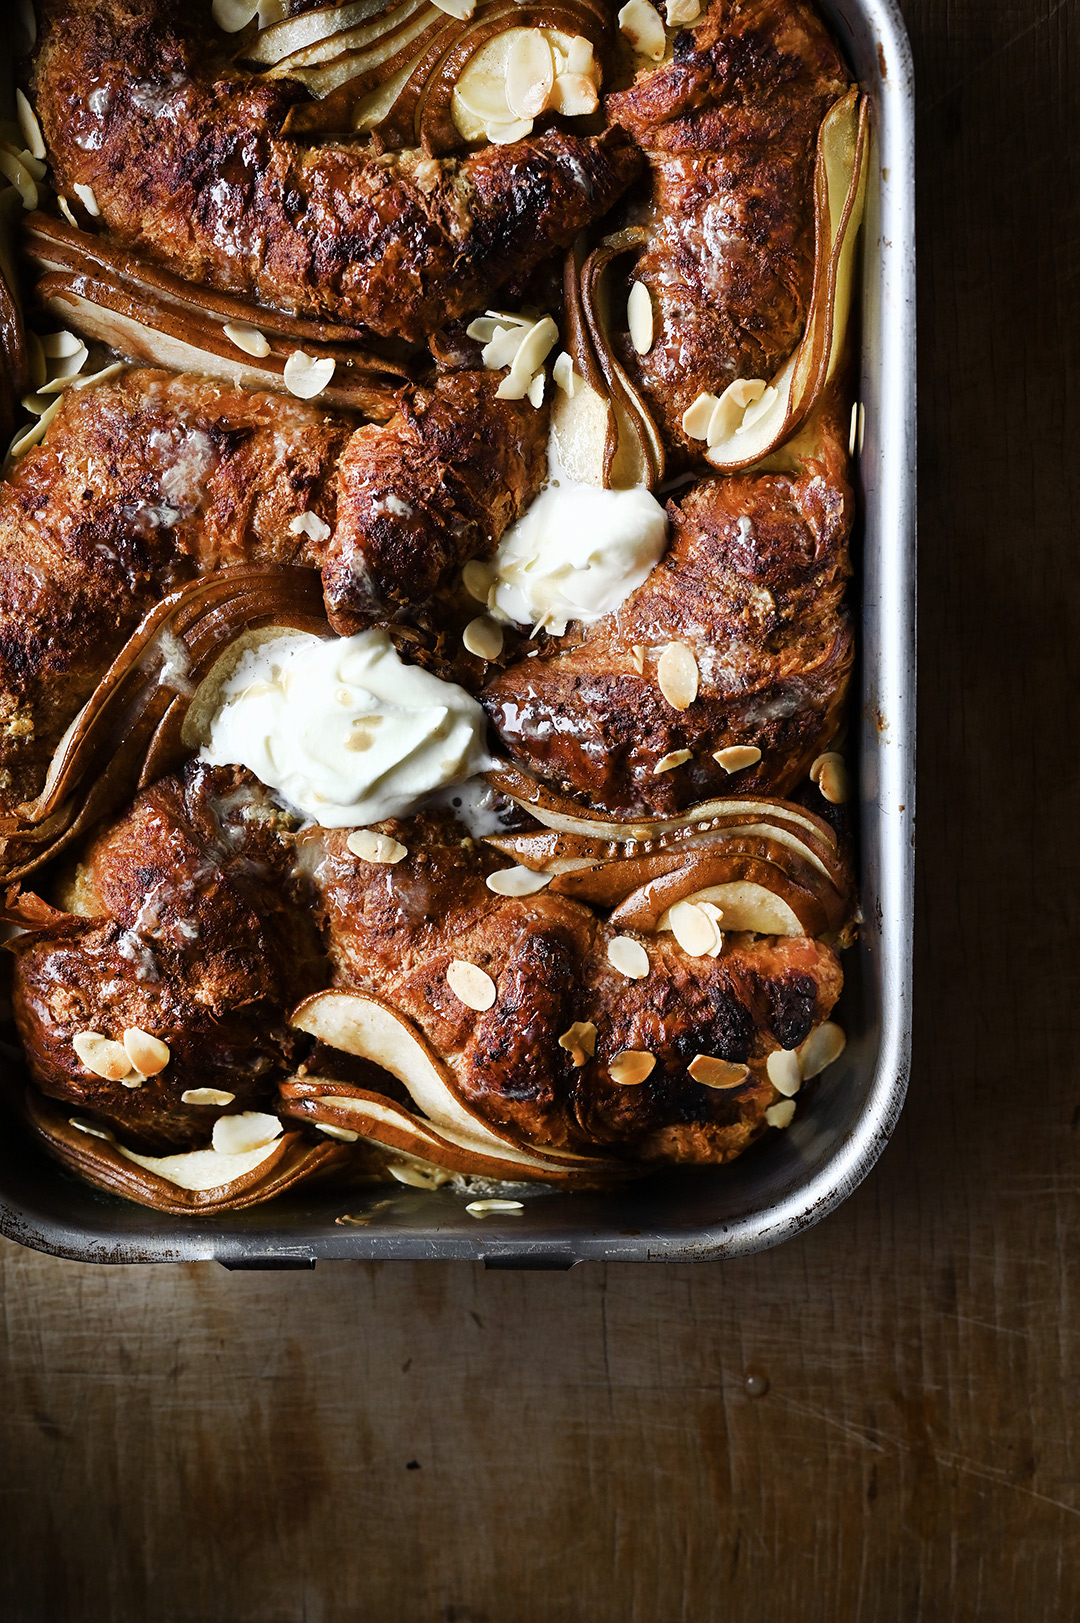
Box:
1;2;1076;1618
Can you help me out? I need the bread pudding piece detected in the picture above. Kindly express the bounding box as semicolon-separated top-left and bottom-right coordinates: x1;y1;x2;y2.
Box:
10;763;326;1151
482;394;853;814
606;0;850;456
33;0;642;341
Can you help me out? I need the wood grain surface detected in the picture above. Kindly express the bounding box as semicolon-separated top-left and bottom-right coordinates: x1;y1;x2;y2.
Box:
1;2;1077;1618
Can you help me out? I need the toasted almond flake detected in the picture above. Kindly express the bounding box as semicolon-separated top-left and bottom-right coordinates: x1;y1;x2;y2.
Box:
70;1117;115;1141
713;744;762;773
20;392;52;417
609;1049;656;1086
487;118;535;145
41;330;86;360
798;1021;846;1079
283;350;335;399
57;194;79;228
11;147;47;183
565;34;595;74
433;0;474;14
462;615;504;660
70;362;126;391
558;1019;597;1067
736;384;778;435
388;1161;452;1188
466;1198;524;1216
627;280;654;356
527;369;545;408
38;343;90;393
181;1088;237;1106
72;1031;134;1082
668;900;722;958
16;90;46;162
315;1122;360;1142
766;1048;802;1097
657;641;698;710
223;321;271;358
706;378;767;447
73;182;100;217
6;396;61;460
552;350;580;397
607;935;649;979
765;1098;796;1129
506;30;555;120
682;390;719;440
811;751;848;804
618;0;666;59
495;314;559;400
630;644;645;674
0;149;37;209
665;0;701;21
212;0;258;29
122;1027;170;1077
653;749;692;775
462;559;494;601
549;72;598;116
288;510;331;543
446;959;497;1011
486;864;550;897
688;1055;749;1089
211;1112;282;1156
346;829;408;865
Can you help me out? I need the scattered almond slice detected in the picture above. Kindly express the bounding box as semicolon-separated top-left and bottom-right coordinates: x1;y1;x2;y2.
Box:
558;1020;597;1067
506;29;555;120
810;751;849;804
665;0;701;21
668;900;722;958
389;1161;453;1189
346;829;408;864
466;1198;524;1216
463;615;504;660
688;1055;749;1089
565;35;595;75
766;1049;802;1097
446;959;497;1011
121;1077;143;1091
70;362;126;392
288;510;331;543
57;195;79;229
72;1031;134;1082
211;1112;283;1156
0;149;37;210
798;1021;846;1079
618;0;666;60
765;1099;796;1129
736;385;778;434
181;1088;237;1106
527;370;545;409
653;749;692;775
630;645;645;674
16;89;46;162
549;73;598;116
462;559;494;601
487;119;535;145
609;1050;656;1086
6;396;62;459
627;281;654;356
433;0;475;15
607;936;649;979
682;391;719;439
707;379;767;446
73;182;100;217
495;314;559;401
223;321;271;358
657;641;698;709
211;0;259;30
713;745;761;773
486;865;550;897
283;350;335;399
70;1117;115;1141
122;1027;170;1077
552;351;580;397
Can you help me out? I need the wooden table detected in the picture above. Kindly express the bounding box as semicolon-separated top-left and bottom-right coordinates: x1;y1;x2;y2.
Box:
1;2;1076;1617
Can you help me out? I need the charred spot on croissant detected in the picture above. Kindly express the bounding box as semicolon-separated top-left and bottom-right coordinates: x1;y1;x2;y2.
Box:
762;972;819;1051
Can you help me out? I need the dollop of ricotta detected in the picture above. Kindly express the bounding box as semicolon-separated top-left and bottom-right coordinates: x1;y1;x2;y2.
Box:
201;629;491;826
488;480;668;635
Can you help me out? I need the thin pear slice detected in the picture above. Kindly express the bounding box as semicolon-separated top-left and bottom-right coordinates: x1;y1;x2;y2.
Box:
608;850;838;936
266;0;431;70
703;89;869;472
244;0;401;63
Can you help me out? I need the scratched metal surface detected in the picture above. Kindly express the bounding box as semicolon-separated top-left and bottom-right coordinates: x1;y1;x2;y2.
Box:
0;0;1076;1616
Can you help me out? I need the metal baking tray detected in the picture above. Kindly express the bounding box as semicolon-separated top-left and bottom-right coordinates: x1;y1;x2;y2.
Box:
0;0;914;1267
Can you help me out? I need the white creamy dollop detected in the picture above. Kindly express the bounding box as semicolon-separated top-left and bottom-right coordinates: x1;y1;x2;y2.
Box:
201;630;491;826
489;480;668;635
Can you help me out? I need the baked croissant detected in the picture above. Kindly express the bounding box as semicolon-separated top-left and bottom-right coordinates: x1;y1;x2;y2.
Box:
33;0;642;341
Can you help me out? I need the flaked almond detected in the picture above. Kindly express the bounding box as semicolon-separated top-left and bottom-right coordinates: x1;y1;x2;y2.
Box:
618;0;666;60
506;30;555;120
736;385;778;434
565;34;595;74
72;1031;134;1082
706;378;767;447
122;1027;170;1077
798;1021;846;1079
462;559;494;601
466;1198;524;1215
558;1019;597;1067
389;1161;452;1188
211;1112;282;1155
765;1098;796;1129
462;615;504;660
223;321;271;358
665;0;701;21
486;865;550;897
609;1049;656;1086
16;89;46;162
766;1048;802;1097
811;751;849;804
121;1077;143;1090
57;194;79;229
433;0;475;15
487;119;535;145
627;280;654;356
552;350;580;396
630;644;645;674
496;315;559;401
653;749;692;775
607;936;649;979
549;73;598;116
713;744;761;772
283;350;335;399
182;1088;237;1106
682;391;719;440
212;0;259;29
315;1122;360;1142
688;1055;749;1089
288;510;331;543
346;829;408;865
70;1117;114;1141
668;900;722;958
527;370;545;409
7;397;61;459
657;641;698;709
447;959;497;1011
0;149;37;210
73;182;100;216
41;331;83;361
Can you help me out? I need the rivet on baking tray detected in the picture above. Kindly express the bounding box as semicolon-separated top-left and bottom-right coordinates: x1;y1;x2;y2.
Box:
744;1371;769;1398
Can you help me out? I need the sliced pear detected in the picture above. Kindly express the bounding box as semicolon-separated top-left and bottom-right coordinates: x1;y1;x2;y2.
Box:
244;0;400;63
266;0;431;70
